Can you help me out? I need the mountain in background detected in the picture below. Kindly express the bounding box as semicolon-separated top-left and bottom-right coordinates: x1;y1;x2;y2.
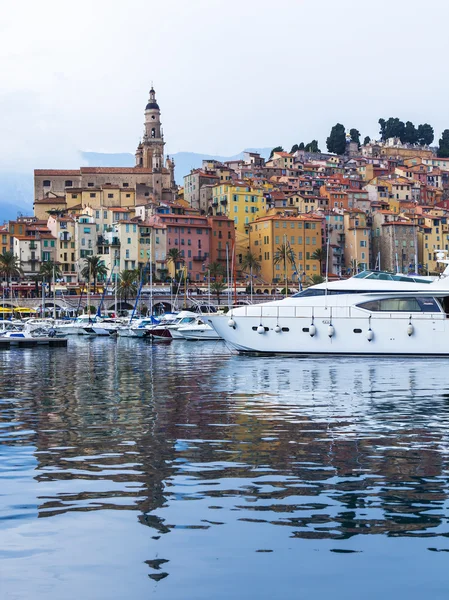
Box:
81;147;272;182
0;147;272;220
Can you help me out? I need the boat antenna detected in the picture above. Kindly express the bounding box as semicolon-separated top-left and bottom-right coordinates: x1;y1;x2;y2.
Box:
325;218;330;305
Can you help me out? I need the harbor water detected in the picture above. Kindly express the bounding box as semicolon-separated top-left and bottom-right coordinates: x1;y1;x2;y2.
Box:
1;338;449;599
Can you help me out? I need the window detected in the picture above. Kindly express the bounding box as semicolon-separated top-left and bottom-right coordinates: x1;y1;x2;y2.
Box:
83;227;91;234
127;238;131;244
360;240;367;247
65;180;73;187
123;183;129;188
357;297;440;313
88;182;94;187
90;193;96;198
43;179;51;187
95;211;100;219
108;193;113;198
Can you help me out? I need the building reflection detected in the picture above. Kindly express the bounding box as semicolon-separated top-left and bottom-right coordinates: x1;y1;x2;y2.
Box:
1;342;449;549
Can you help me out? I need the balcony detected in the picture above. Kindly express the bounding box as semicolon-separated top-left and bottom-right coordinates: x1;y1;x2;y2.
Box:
193;253;208;261
29;243;37;250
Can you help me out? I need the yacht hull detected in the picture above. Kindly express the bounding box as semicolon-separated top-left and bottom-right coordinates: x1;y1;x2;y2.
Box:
207;313;449;355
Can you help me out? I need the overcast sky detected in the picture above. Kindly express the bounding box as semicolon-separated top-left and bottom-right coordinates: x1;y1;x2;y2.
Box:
2;0;449;171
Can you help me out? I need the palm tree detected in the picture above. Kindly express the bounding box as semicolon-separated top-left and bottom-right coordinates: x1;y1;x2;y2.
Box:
166;248;184;276
81;255;108;293
273;243;296;291
311;248;325;275
307;274;325;286
241;251;261;296
208;261;225;280
39;260;62;295
117;269;139;304
0;252;23;300
210;280;227;304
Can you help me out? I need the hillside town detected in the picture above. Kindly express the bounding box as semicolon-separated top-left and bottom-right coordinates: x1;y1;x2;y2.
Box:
2;87;449;300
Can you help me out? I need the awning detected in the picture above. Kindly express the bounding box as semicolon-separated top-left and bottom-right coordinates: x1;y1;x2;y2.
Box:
13;307;37;313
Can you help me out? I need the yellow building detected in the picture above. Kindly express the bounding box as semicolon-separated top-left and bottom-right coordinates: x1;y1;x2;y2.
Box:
248;213;322;285
47;215;77;282
211;181;266;236
343;210;370;272
418;213;449;273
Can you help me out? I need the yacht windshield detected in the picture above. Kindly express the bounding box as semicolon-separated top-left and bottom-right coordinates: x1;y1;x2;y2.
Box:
353;270;432;284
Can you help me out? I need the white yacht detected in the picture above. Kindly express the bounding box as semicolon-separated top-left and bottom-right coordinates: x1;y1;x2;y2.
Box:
54;315;119;336
207;257;449;356
175;317;222;341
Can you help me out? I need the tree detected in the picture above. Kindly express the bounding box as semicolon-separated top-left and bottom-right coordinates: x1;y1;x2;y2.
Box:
349;128;361;145
81;255;108;293
166;248;184;268
208;261;225;280
326;123;346;155
404;121;418;145
363;136;371;145
241;251;261;294
290;143;299;153
378;118;386;140
307;274;325;286
305;140;320;153
210;280;227;303
117;269;139;303
437;129;449;158
269;146;284;159
379;117;405;142
310;248;325;274
241;251;261;275
298;142;305;150
0;251;23;299
39;260;62;294
417;123;434;146
273;243;296;271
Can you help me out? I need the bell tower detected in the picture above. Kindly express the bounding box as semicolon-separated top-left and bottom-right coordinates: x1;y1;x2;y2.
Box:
137;86;165;172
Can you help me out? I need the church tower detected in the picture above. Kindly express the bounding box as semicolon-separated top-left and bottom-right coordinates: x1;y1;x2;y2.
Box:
136;87;165;171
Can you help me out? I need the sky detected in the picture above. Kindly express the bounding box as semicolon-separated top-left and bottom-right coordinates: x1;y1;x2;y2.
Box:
2;0;449;171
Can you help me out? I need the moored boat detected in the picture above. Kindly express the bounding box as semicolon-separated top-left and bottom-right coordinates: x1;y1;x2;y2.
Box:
207;257;449;355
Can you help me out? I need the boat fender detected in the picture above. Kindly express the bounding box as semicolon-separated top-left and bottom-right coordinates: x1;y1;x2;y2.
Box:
407;323;414;336
328;325;335;338
274;325;282;333
228;318;236;329
257;324;265;334
309;324;316;337
367;328;374;342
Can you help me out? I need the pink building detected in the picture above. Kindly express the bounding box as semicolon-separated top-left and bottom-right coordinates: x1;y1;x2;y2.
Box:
149;213;211;282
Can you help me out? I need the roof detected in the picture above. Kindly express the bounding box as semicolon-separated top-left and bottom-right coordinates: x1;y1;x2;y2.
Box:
35;170;80;176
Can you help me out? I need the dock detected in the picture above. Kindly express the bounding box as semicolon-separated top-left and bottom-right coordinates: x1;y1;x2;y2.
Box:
0;337;68;349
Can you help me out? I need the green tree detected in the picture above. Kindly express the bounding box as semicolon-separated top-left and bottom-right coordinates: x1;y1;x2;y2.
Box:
290;143;299;153
404;121;418;145
208;261;225;280
166;247;184;270
117;269;139;303
305;140;320;152
269;146;284;159
241;251;261;275
310;248;325;274
39;260;62;294
437;129;449;158
326;123;346;155
307;274;325;286
0;251;23;299
379;117;405;141
363;136;371;145
273;243;296;280
81;255;108;293
210;280;227;304
298;142;305;150
417;123;434;146
349;128;361;145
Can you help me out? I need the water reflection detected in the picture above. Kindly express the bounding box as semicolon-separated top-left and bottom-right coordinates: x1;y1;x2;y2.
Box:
1;340;449;597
